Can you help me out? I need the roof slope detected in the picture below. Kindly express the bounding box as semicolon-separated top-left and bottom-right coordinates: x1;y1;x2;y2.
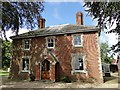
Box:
10;24;100;39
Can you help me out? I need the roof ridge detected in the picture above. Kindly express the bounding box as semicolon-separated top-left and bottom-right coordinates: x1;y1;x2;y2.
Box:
49;23;70;27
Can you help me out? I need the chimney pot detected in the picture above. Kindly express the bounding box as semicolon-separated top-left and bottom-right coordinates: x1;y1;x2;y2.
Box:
38;17;46;29
76;12;83;25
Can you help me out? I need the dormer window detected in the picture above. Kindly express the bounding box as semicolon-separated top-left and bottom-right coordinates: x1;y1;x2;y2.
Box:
46;37;55;49
24;39;30;50
73;34;83;47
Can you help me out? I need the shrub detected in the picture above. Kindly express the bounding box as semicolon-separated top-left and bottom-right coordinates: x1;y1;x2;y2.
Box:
29;73;35;81
80;78;96;83
61;76;71;83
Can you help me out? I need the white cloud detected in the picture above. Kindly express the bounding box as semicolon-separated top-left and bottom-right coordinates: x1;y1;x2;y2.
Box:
53;8;62;21
45;0;83;2
106;33;118;47
100;21;118;59
106;20;118;47
100;31;118;47
3;28;29;42
18;28;29;35
99;31;108;44
49;2;61;5
100;24;118;47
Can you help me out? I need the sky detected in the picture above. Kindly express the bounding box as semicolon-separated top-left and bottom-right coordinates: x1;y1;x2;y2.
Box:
42;2;96;26
5;2;118;58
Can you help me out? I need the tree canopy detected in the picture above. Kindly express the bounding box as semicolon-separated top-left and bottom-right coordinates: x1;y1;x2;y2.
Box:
100;43;113;64
2;39;12;69
84;2;120;53
1;2;44;40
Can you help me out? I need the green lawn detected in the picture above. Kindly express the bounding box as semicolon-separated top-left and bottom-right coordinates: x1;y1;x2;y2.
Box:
0;70;9;76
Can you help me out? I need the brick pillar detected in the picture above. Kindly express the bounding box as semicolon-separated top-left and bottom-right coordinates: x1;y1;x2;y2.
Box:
35;64;40;80
50;63;55;82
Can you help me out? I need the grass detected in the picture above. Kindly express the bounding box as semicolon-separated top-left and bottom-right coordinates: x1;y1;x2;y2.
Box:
0;69;9;76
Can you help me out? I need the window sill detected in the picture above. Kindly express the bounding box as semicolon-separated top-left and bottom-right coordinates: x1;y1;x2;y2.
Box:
23;49;30;51
47;47;54;49
73;45;83;48
71;70;87;74
21;70;29;73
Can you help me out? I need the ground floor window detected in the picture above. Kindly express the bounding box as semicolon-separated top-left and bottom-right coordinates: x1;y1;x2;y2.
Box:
22;58;29;72
72;54;85;72
75;56;84;70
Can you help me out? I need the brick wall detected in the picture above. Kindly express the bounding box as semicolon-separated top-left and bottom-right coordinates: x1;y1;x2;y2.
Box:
11;32;103;82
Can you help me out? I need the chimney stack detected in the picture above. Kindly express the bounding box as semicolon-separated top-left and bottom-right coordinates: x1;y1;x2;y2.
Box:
76;12;83;25
38;17;46;29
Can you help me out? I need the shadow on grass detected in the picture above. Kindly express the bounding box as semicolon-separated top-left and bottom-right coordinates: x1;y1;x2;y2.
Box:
103;76;117;83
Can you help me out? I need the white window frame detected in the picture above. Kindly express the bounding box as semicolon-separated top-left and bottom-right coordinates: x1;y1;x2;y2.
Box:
46;36;55;49
72;34;83;47
21;57;30;72
71;53;86;73
23;39;30;50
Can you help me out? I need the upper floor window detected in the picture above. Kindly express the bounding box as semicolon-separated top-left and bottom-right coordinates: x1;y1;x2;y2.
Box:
73;34;83;47
22;58;29;72
24;39;30;50
46;37;55;49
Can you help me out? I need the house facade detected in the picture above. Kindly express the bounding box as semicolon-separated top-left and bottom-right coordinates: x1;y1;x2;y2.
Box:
10;12;103;82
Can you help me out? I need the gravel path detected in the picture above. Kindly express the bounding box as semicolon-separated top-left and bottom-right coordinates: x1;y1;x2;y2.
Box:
1;73;119;89
1;79;119;88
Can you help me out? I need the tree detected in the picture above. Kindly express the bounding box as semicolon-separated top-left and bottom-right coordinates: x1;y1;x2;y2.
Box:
84;2;120;53
1;2;44;40
2;39;12;69
100;43;113;64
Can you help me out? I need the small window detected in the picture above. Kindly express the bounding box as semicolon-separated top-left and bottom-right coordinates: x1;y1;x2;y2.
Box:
46;37;55;48
73;34;82;47
24;40;30;50
22;58;29;72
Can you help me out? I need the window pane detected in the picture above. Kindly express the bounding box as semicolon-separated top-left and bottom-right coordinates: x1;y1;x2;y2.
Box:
74;35;81;45
50;43;53;47
78;58;83;70
48;43;53;47
22;59;25;70
51;39;53;43
74;56;84;70
48;38;51;42
75;59;80;70
22;58;29;71
24;40;30;49
47;38;54;48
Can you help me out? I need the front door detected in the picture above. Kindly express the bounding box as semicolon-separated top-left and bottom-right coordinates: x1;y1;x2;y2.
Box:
41;59;50;80
55;62;60;81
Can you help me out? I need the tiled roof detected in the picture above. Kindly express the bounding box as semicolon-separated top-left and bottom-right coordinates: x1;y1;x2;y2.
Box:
10;24;100;39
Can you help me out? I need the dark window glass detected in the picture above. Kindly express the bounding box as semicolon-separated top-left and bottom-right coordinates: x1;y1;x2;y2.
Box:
24;40;30;49
47;38;54;48
75;57;84;70
73;35;81;46
22;58;29;71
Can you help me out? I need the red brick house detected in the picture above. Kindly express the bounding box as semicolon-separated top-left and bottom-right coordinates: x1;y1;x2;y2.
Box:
10;12;103;82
